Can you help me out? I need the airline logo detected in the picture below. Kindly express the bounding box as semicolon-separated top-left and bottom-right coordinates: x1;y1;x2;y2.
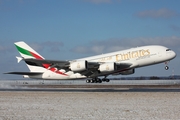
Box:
15;45;68;76
116;49;150;61
15;45;43;59
98;49;151;62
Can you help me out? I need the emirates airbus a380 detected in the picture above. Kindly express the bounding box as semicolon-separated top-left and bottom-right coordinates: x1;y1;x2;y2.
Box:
5;41;176;83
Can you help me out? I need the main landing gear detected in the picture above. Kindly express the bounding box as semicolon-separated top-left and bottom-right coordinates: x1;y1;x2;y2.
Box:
86;78;110;83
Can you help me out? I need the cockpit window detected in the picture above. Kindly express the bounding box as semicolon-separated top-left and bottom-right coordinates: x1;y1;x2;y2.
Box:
166;49;172;51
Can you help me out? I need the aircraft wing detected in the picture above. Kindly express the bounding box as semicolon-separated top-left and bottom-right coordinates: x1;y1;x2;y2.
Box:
4;72;43;75
20;58;134;77
24;58;70;69
23;58;100;70
79;62;133;77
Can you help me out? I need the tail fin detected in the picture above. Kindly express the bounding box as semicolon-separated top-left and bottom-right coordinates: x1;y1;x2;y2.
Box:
15;41;44;60
14;41;46;72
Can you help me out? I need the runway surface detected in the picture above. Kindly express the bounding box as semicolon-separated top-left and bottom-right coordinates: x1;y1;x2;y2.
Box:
0;87;180;92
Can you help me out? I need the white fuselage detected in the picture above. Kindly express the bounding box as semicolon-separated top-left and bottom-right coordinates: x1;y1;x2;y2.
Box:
27;45;176;80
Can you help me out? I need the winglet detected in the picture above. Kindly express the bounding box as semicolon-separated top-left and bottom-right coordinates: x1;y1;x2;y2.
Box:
16;56;23;63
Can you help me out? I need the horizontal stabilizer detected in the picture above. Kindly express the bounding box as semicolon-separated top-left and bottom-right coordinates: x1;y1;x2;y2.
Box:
16;56;23;63
4;72;43;75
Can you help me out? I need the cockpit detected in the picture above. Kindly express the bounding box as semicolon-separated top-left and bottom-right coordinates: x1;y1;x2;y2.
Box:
166;48;172;51
165;48;176;60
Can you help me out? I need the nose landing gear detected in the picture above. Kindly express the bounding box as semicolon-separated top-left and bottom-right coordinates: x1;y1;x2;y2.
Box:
165;61;169;70
165;66;169;70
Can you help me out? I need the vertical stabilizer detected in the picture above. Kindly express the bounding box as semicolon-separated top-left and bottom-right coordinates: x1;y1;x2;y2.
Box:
14;41;44;59
14;41;46;72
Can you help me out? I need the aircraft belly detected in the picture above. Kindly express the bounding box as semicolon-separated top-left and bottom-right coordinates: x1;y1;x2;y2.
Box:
42;71;68;79
41;70;86;80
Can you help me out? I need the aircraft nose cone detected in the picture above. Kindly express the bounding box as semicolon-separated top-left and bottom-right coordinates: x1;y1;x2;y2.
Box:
172;51;176;59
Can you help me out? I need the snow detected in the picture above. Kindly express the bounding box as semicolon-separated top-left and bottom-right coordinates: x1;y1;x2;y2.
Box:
0;91;180;120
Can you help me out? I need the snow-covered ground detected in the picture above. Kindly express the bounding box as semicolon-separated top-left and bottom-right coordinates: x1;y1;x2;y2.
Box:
0;91;180;120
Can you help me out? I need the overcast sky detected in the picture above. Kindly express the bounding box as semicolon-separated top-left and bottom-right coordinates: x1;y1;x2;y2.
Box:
0;0;180;79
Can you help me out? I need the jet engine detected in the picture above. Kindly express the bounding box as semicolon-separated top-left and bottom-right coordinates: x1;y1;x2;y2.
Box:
70;61;88;72
120;69;135;75
99;62;117;72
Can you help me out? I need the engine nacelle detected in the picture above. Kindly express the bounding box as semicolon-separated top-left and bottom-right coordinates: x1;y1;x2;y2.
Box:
99;62;116;72
70;61;88;72
120;69;135;75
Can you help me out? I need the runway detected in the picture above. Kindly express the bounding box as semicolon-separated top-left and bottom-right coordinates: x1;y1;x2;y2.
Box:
1;80;180;92
0;86;180;92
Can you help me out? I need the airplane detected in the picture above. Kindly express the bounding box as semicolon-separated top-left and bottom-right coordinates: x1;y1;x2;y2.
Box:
5;41;176;83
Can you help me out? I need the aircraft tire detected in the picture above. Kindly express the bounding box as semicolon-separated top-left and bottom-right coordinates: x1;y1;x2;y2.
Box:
106;79;110;82
102;78;106;82
165;66;169;70
86;79;90;83
90;79;94;83
99;80;102;83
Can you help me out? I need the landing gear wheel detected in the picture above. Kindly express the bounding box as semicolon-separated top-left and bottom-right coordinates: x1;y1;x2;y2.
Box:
102;78;106;82
106;79;110;82
87;78;104;83
86;79;90;83
90;79;94;83
165;66;169;70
